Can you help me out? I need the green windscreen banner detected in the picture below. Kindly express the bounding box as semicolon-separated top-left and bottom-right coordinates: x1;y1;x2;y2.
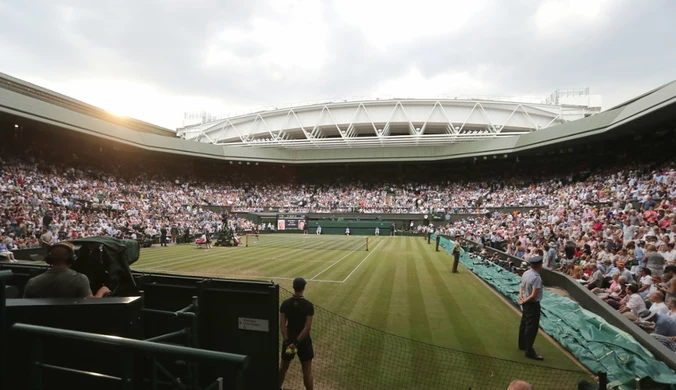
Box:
433;234;676;388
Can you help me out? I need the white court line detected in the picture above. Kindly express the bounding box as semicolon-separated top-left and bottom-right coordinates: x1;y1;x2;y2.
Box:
340;240;385;283
270;259;336;263
309;244;364;280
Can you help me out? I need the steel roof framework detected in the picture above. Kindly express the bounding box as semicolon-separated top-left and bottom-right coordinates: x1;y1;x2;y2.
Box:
179;99;569;149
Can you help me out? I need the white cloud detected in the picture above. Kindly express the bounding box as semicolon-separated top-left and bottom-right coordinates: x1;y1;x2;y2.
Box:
333;0;488;48
534;0;611;34
2;0;673;129
373;67;491;98
203;0;329;74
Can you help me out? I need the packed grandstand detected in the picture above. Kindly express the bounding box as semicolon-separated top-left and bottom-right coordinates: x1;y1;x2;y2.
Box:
2;117;676;256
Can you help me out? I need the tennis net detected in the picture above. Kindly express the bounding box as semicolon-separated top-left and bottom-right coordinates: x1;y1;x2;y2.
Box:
245;234;369;252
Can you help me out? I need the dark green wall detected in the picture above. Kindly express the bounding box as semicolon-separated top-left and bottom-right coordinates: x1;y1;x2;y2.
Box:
307;220;393;235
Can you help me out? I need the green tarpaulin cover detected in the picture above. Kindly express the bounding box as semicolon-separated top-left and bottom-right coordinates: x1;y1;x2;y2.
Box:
434;234;676;388
70;236;140;265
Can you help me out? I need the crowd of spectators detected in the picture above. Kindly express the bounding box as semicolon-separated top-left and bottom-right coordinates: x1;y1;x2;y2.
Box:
3;152;676;254
0;150;582;254
428;161;676;349
0;155;263;254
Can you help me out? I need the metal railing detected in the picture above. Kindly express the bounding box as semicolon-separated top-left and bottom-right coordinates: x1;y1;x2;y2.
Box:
141;297;201;389
456;236;525;267
13;322;249;390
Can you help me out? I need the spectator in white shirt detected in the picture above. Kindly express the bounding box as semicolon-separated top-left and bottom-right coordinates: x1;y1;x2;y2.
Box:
620;284;646;321
622;219;637;245
649;291;669;315
662;243;676;263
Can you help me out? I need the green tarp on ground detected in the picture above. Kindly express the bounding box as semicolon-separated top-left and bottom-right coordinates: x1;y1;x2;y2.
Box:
434;235;676;388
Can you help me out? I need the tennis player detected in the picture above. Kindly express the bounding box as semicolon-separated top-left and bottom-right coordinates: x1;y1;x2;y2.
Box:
279;278;314;390
204;227;212;251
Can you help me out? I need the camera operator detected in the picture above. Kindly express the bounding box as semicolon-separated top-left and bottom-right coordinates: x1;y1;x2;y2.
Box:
24;242;110;299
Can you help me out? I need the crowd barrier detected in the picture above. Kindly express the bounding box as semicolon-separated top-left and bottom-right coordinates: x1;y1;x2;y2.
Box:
237;205;548;226
541;270;676;374
457;236;676;374
6;247;43;262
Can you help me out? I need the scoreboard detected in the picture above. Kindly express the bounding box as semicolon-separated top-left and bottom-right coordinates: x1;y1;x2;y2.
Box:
276;214;307;231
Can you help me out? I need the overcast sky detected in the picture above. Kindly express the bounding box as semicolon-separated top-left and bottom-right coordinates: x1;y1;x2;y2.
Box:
1;0;674;129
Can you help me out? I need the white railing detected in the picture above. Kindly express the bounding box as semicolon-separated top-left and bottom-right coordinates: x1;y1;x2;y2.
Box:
214;132;523;149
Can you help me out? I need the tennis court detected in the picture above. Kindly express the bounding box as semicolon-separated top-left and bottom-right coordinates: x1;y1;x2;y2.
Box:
132;234;588;388
134;234;375;282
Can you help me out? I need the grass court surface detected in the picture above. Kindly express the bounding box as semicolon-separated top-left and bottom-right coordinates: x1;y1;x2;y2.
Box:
132;234;586;388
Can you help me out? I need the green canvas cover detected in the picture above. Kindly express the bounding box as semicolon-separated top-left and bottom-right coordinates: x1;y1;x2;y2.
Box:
69;236;140;265
434;234;676;388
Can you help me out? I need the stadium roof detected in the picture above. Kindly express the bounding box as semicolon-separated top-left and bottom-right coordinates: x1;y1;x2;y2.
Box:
177;97;583;149
1;74;675;164
0;73;175;137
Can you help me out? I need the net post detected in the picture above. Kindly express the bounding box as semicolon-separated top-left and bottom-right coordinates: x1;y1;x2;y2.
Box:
366;237;369;251
245;234;249;247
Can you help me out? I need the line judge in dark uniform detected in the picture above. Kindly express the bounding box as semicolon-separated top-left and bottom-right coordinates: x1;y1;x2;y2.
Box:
279;278;314;390
160;225;168;247
518;256;544;360
452;233;461;273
